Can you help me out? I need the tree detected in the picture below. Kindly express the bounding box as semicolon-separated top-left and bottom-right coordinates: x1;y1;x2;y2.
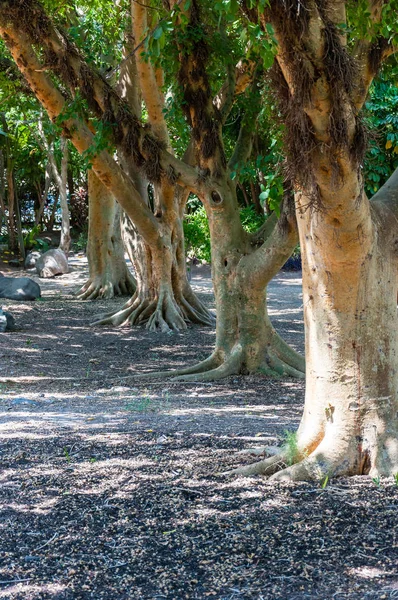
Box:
230;0;398;480
75;170;136;300
0;0;215;331
0;0;304;383
148;0;304;380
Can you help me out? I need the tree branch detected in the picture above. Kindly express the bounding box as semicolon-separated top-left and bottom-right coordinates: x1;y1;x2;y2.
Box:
0;22;161;247
228;68;262;173
131;0;170;146
0;0;199;191
214;58;256;123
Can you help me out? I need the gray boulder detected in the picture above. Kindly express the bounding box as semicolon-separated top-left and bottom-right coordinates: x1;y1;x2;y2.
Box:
25;251;41;270
36;248;68;278
0;308;16;332
0;276;41;301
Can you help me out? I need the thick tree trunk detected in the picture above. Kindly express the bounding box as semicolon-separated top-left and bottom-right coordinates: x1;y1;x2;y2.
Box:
76;170;136;300
156;180;304;380
93;206;214;331
233;171;398;481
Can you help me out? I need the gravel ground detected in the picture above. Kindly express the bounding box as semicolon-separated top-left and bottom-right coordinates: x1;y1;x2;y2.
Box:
0;259;397;599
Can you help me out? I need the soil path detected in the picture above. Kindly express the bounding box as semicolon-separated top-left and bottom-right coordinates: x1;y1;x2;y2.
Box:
0;261;397;600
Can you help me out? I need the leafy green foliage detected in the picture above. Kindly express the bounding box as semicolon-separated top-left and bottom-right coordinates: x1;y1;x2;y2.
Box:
239;206;265;232
24;226;49;252
184;203;267;263
364;76;398;196
184;205;211;263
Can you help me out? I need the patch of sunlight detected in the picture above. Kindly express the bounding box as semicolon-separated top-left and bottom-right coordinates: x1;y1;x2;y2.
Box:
348;566;391;579
0;376;73;383
0;583;67;598
74;457;156;470
84;433;133;444
0;432;50;440
10;348;41;354
239;490;263;499
168;405;292;416
194;507;220;517
274;277;302;286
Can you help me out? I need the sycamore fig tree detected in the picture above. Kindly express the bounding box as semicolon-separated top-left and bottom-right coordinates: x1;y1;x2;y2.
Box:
229;0;398;480
76;170;136;300
0;0;304;380
0;0;215;332
140;0;305;381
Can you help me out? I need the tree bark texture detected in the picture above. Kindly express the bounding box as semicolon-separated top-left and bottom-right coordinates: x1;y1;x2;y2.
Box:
162;179;304;381
76;170;136;300
94;184;215;331
232;0;398;480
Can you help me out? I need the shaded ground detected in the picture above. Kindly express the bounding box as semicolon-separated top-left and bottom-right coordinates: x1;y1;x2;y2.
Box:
0;259;397;599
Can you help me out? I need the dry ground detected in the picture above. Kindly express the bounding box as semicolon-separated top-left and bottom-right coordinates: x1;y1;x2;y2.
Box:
0;257;397;600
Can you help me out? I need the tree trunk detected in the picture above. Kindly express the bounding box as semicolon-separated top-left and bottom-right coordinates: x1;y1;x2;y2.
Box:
6;161;18;253
272;178;398;481
58;137;71;255
90;21;214;332
76;170;136;300
233;170;398;481
93;190;215;332
156;179;304;381
34;161;52;227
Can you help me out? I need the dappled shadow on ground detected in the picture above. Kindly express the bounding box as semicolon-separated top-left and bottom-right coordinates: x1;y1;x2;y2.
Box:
1;261;397;599
1;406;398;600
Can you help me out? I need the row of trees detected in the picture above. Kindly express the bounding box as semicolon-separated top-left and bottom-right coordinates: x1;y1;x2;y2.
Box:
0;0;397;482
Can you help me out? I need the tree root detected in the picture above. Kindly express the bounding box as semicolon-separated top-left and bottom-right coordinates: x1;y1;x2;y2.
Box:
225;436;371;482
223;453;289;477
135;352;223;380
76;274;136;300
91;287;211;332
272;332;305;374
172;346;243;381
136;340;304;382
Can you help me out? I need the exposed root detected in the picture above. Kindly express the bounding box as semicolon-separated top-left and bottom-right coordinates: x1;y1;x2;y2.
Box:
264;350;305;379
76;275;136;300
146;292;187;332
178;294;215;326
223;453;289;477
272;332;305;374
135;351;222;380
229;436;364;482
91;287;211;332
136;342;304;383
172;346;243;382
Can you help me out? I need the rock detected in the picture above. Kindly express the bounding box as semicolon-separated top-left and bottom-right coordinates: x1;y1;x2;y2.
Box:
0;308;15;332
0;277;41;301
24;251;41;270
36;248;69;278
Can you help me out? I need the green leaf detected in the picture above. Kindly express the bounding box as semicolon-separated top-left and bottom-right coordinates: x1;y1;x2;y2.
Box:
152;26;163;41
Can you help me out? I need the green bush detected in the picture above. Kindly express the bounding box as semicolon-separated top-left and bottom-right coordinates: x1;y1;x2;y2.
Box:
23;226;49;252
183;206;211;263
73;230;88;252
239;206;266;233
183;205;267;263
